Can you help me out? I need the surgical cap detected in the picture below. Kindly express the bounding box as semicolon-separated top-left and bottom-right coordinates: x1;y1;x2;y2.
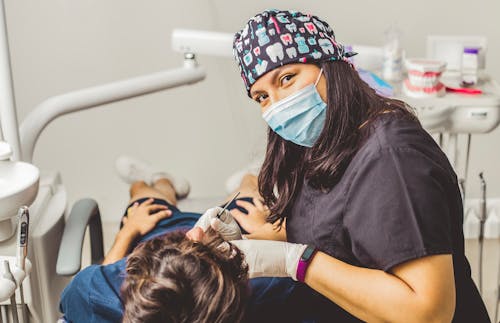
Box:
233;9;354;95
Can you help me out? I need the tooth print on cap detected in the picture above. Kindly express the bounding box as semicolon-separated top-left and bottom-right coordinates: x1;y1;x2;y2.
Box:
233;9;355;95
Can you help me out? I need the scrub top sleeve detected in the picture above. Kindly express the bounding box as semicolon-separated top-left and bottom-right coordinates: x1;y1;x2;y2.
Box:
343;147;454;272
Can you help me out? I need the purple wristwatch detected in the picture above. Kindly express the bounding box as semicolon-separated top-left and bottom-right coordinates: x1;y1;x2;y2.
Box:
296;245;317;282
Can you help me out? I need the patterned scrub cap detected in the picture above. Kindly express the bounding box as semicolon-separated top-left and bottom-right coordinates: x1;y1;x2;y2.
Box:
233;9;355;96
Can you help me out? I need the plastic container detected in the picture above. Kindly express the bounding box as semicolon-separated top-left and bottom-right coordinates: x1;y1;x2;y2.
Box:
461;47;480;86
382;24;403;81
404;58;447;98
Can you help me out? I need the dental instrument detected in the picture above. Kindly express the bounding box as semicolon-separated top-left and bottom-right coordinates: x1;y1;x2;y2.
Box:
0;306;6;323
2;261;18;323
15;206;29;323
459;134;472;204
217;192;240;218
477;172;487;295
0;262;16;318
458;179;466;203
445;85;482;95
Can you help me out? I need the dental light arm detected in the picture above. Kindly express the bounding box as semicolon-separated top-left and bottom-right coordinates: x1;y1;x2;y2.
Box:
18;28;253;163
20;57;205;163
171;29;234;58
56;198;104;276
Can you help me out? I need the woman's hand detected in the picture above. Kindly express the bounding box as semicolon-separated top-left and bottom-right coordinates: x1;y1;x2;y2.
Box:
121;198;172;238
230;239;307;280
231;198;286;241
230;198;270;234
194;207;243;240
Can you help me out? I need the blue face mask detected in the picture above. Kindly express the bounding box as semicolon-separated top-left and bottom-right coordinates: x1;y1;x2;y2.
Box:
262;69;326;147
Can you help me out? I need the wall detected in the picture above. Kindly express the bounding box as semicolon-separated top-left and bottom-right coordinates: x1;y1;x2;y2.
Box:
5;0;499;221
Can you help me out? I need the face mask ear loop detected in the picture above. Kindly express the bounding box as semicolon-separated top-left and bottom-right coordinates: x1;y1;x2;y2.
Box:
314;68;323;87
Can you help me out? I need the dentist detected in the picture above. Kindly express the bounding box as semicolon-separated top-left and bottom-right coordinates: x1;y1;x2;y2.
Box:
216;9;488;323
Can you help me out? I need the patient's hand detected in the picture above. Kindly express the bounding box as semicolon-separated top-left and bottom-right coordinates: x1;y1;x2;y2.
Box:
231;198;286;241
102;199;172;265
121;198;172;237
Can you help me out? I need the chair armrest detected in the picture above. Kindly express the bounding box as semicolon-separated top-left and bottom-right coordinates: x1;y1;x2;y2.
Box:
56;198;104;276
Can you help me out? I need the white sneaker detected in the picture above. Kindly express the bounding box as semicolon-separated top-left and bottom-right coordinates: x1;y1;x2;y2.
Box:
115;155;191;199
225;155;264;194
115;155;155;184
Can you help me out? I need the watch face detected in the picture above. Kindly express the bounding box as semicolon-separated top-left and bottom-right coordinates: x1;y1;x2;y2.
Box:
301;246;316;261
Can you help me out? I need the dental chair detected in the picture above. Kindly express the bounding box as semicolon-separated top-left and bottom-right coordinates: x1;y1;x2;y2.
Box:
1;26;241;322
0;44;206;321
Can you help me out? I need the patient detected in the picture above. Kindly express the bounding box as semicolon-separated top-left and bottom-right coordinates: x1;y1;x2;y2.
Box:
121;229;247;323
59;156;296;323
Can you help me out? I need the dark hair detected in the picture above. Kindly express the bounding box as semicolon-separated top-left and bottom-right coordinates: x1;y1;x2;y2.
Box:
259;60;417;224
121;229;249;323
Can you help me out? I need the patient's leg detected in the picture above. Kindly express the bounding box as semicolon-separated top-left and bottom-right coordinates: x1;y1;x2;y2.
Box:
224;174;262;204
152;178;177;205
129;179;177;206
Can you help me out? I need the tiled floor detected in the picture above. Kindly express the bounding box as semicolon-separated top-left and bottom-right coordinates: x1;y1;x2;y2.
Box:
82;222;499;321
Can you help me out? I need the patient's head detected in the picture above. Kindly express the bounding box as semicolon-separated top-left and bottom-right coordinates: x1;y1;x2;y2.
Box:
121;229;249;323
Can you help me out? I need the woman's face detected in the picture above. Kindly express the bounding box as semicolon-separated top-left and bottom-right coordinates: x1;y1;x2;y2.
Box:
249;63;327;114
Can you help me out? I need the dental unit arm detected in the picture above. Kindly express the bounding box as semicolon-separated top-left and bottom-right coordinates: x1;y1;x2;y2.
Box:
19;55;205;163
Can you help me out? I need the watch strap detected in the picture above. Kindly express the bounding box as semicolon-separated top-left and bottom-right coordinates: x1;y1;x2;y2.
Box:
296;245;317;282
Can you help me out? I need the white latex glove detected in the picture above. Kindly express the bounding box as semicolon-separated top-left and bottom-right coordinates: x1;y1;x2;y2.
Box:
194;207;243;240
230;239;308;280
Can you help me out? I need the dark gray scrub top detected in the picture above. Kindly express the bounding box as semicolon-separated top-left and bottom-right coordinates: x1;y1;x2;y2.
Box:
287;113;490;322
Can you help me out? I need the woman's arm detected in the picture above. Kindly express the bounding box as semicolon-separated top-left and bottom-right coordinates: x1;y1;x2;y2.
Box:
305;253;456;323
102;199;171;265
230;240;455;323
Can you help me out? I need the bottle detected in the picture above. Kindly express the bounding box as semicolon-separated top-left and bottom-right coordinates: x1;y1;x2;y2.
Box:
461;47;479;86
382;24;403;82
